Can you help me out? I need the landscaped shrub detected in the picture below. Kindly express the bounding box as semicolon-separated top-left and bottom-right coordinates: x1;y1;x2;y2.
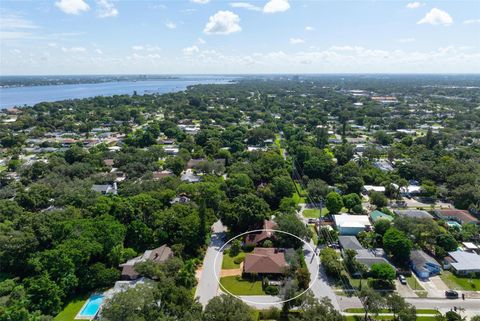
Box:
259;307;280;319
242;244;254;252
233;256;244;265
264;285;279;295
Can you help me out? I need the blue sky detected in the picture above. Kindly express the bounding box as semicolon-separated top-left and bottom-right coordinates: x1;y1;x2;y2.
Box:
1;0;479;74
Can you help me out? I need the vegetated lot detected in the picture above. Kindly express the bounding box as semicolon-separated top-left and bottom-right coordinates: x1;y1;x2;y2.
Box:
345;316;437;321
305;207;333;217
309;225;318;245
219;276;265;295
222;251;246;269
53;296;88;321
344;308;439;314
440;271;480;291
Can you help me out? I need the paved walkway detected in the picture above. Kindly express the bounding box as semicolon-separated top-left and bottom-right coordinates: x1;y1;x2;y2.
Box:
220;263;243;277
194;220;226;307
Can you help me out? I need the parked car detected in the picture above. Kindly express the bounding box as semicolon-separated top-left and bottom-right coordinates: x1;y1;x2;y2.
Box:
398;275;407;285
308;218;317;224
445;290;459;299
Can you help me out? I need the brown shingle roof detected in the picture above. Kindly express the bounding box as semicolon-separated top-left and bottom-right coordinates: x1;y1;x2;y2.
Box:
243;248;287;274
245;220;277;245
435;209;478;224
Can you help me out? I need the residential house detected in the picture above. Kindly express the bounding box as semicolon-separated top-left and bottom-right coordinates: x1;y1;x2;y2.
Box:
181;169;201;183
338;236;394;276
243;248;289;276
245;220;277;246
363;185;386;194
333;214;371;235
410;250;441;279
119;245;173;280
434;209;479;225
91;183;118;195
445;251;480;276
152;170;174;180
370;210;394;223
394;210;433;220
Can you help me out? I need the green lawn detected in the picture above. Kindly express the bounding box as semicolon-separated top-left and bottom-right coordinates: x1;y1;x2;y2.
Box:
407;276;425;291
219;276;265;295
309;225;318;245
344;309;438;314
53;296;88;321
292;193;306;205
302;208;329;218
222;251;246;269
440;271;480;291
346;316;437;321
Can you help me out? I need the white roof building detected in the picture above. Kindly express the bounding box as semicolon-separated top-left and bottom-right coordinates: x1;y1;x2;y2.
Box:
448;251;480;275
334;214;372;235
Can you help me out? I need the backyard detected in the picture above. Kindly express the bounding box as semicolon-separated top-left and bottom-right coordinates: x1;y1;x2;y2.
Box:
440;271;480;291
53;296;88;321
219;276;265;295
302;208;329;218
222;250;246;269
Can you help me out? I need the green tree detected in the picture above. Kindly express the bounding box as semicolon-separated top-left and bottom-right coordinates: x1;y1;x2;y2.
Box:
275;213;311;249
203;294;254;321
374;219;391;236
342;193;361;213
383;228;412;266
325;192;343;214
358;288;385;321
370;191;388;208
25;273;64;315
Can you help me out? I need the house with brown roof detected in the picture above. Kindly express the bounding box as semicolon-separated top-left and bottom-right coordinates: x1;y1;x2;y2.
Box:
244;220;277;246
434;209;479;225
119;244;173;280
243;248;288;276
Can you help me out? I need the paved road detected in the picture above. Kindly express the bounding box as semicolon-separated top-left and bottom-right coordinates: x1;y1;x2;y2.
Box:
238;295;283;309
303;240;340;310
194;220;226;307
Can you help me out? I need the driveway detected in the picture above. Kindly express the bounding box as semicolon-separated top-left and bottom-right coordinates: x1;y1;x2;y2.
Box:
194;220;226;307
419;275;449;298
395;280;417;298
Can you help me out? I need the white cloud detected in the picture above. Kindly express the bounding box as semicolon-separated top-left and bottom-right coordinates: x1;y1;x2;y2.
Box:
230;2;261;11
203;11;241;35
305;26;314;31
0;13;39;40
191;0;210;4
289;38;304;44
418;8;453;26
196;38;206;45
263;0;290;13
183;45;200;55
95;48;103;54
399;37;415;43
97;0;118;18
406;2;424;9
463;19;480;25
0;14;39;29
55;0;90;15
132;45;161;52
61;46;87;52
165;20;177;29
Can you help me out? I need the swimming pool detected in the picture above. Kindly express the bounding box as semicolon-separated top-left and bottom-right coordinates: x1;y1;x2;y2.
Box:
77;294;104;319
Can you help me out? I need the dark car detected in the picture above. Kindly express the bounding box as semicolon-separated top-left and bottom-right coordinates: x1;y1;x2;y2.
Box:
398;275;407;285
445;290;459;299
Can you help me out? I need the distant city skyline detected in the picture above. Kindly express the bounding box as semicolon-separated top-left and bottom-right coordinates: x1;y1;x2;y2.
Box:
1;0;479;74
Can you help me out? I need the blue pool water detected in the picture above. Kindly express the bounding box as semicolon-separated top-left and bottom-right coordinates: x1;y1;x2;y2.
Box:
79;294;104;317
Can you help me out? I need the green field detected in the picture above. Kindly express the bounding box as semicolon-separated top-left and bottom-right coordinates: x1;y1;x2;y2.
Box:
302;208;329;218
346;316;437;321
309;225;318;245
222;251;246;269
344;309;438;314
53;296;88;321
219;276;265;295
407;276;425;291
440;271;480;291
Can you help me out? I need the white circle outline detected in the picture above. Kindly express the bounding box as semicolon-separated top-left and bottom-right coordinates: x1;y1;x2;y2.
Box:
213;228;320;305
